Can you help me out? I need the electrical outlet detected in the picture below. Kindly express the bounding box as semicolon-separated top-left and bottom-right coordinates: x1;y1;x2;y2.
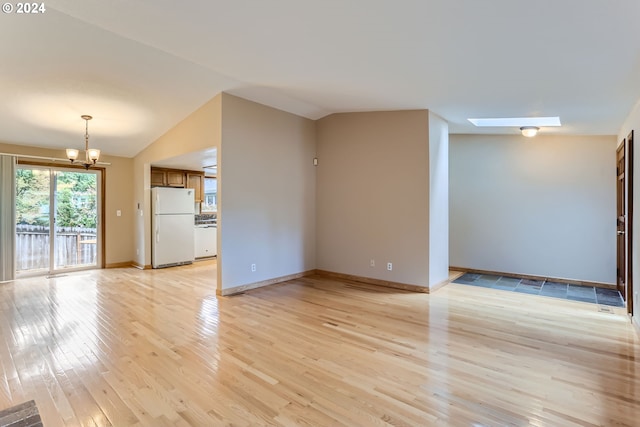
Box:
370;259;375;267
387;262;393;271
251;263;256;272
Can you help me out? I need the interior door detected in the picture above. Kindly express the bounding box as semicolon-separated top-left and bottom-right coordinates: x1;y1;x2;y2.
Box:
617;141;626;299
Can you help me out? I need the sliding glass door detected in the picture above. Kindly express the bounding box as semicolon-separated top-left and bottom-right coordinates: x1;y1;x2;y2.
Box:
15;165;101;276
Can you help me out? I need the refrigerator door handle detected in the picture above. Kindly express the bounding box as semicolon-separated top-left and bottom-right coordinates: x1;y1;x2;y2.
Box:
156;228;160;243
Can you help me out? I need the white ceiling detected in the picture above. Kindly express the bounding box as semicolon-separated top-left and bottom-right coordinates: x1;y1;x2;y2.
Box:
2;0;640;164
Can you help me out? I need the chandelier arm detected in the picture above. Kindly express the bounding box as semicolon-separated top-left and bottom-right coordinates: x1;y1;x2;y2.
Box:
66;115;99;168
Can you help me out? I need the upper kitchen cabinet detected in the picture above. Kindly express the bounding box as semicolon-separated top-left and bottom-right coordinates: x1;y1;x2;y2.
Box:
187;172;204;202
151;168;204;201
167;170;186;187
150;169;167;187
151;167;205;202
151;167;185;187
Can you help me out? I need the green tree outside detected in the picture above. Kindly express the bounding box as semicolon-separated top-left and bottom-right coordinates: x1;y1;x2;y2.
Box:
16;169;97;228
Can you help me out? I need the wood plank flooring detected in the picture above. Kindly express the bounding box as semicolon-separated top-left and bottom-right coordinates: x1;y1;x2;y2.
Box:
0;261;639;426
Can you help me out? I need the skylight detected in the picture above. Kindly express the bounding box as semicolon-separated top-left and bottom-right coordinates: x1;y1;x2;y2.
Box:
468;117;562;127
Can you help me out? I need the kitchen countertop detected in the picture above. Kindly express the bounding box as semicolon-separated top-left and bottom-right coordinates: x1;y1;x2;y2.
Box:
195;223;216;228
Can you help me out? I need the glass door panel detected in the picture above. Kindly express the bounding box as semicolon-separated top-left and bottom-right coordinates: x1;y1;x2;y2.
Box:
53;170;98;270
15;167;51;275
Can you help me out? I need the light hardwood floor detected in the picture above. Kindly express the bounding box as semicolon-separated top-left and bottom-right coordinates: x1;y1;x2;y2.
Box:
0;261;639;426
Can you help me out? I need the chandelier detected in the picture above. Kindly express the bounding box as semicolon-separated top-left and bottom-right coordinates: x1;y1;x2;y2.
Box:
66;115;100;169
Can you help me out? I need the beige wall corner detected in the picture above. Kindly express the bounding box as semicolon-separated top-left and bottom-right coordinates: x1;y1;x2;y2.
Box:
103;154;135;265
427;111;449;288
218;93;316;292
316;110;431;287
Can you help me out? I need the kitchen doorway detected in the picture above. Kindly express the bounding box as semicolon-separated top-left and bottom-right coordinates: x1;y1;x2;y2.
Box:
15;164;103;277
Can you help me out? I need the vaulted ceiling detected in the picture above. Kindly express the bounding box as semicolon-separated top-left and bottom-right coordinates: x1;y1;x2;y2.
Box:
2;0;639;158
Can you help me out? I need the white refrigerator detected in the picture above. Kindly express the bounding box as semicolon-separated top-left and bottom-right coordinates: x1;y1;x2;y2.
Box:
152;187;195;268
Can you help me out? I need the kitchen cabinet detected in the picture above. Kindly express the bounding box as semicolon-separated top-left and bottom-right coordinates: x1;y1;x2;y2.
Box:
151;168;185;187
187;173;204;202
166;170;186;187
151;169;167;187
151;167;203;194
194;226;217;258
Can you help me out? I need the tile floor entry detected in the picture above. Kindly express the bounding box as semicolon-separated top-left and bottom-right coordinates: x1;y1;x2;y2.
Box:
453;273;624;307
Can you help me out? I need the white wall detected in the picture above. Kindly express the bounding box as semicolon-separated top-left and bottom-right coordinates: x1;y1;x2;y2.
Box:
316;110;431;287
218;94;316;291
618;99;640;323
450;134;616;284
428;112;449;286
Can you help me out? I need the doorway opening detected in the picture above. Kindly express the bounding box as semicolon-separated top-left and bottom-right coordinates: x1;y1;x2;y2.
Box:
15;164;103;277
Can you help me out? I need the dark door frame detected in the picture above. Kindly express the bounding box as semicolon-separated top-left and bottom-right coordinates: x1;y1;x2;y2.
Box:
617;141;626;298
627;130;634;317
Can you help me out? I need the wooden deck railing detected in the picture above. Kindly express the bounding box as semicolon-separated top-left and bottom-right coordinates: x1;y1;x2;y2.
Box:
16;224;97;271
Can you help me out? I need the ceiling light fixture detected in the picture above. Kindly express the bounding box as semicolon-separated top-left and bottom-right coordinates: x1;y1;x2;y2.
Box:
66;115;100;169
520;126;539;137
